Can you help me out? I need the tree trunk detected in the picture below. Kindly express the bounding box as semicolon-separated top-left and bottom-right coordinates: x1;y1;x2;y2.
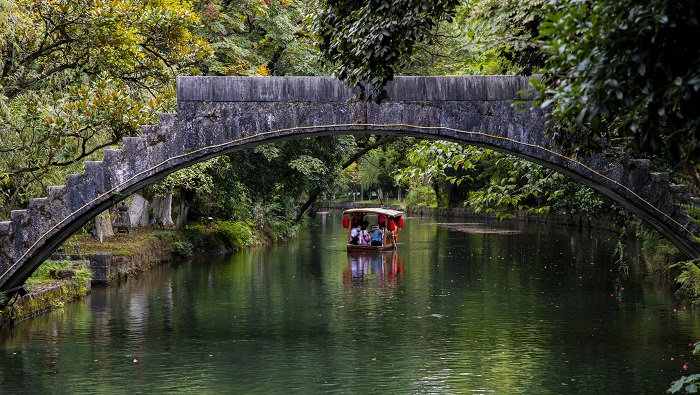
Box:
152;187;174;228
160;186;175;227
294;136;397;222
96;210;114;242
177;188;195;229
295;189;321;223
128;193;150;228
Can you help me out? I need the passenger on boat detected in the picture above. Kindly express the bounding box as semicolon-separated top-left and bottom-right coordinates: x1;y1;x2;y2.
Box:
369;225;383;246
350;225;361;244
359;230;371;245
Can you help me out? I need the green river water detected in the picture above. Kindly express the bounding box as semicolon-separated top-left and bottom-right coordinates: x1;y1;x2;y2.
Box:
2;212;700;394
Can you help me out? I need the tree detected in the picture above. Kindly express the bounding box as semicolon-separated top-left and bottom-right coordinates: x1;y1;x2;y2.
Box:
194;0;324;76
0;0;210;217
537;0;700;185
394;139;618;219
313;0;460;101
358;149;396;203
163;157;229;229
457;0;546;74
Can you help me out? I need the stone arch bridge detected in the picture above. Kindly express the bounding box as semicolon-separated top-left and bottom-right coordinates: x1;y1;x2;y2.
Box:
1;76;698;297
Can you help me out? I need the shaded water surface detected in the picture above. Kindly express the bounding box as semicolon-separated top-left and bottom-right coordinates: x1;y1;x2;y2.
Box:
2;213;700;394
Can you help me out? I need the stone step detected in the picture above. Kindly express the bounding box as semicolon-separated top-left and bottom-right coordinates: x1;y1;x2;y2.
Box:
102;149;126;183
65;174;86;211
27;197;56;237
47;185;65;199
158;113;177;125
0;221;10;237
121;136;146;160
40;186;73;228
28;198;48;215
10;209;29;219
629;158;650;172
650;172;670;184
10;210;30;240
83;160;108;195
670;184;692;205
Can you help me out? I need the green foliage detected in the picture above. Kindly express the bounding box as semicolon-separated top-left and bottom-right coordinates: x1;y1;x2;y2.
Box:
163;157;229;196
397;139;570;216
465;154;566;218
395;140;476;188
669;373;700;393
356;149;397;200
673;260;700;305
458;0;546;73
0;0;210;217
538;0;700;163
25;260;92;287
195;0;323;76
405;185;436;207
680;203;700;241
150;230;176;239
638;223;681;268
313;0;460;101
395;139;631;222
170;241;194;258
215;220;254;251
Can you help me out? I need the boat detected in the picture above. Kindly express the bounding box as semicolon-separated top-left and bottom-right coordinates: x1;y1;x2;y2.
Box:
342;207;404;252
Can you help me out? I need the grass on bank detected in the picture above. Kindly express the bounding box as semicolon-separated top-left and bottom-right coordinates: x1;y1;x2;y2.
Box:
63;217;304;261
24;260;92;291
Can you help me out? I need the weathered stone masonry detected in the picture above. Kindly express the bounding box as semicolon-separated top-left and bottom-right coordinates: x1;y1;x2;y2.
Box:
0;76;698;296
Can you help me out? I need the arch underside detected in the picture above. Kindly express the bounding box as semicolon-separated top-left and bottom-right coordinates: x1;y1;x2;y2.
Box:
1;76;697;295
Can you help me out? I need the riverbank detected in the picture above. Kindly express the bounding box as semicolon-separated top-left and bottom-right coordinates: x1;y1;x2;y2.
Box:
0;228;175;330
0;219;285;331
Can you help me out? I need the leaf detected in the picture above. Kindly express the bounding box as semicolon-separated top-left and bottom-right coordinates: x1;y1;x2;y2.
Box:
637;63;646;76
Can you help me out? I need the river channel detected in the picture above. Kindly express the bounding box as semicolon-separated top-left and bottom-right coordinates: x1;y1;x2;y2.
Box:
2;213;700;394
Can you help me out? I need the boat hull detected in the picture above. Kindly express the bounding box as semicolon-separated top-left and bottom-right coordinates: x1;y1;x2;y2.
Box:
347;244;397;253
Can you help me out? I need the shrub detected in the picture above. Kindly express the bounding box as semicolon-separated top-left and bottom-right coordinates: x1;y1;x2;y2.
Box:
673;259;700;305
215;221;253;251
171;241;193;258
150;230;175;239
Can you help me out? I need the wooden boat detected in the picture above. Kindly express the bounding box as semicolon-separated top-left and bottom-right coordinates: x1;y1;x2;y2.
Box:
342;207;404;252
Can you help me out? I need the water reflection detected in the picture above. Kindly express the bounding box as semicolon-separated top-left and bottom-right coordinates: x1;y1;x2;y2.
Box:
2;215;700;394
344;251;403;286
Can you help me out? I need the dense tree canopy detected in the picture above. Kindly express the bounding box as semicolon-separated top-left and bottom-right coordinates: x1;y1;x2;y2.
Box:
0;0;210;216
313;0;460;101
4;0;699;230
538;0;700;166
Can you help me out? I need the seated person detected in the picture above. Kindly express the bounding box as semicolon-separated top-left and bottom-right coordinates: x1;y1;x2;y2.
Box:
362;230;371;244
350;225;361;244
358;229;369;245
369;225;383;246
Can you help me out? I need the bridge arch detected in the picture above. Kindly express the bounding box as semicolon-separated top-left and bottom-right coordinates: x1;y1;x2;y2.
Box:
1;76;698;295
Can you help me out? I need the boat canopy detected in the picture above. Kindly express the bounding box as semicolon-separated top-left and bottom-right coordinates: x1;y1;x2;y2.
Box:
342;208;403;218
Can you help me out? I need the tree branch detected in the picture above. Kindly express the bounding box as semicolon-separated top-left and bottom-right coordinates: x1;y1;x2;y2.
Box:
294;136;397;222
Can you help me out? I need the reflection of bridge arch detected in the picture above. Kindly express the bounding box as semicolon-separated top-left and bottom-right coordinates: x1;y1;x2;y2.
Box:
0;76;698;295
